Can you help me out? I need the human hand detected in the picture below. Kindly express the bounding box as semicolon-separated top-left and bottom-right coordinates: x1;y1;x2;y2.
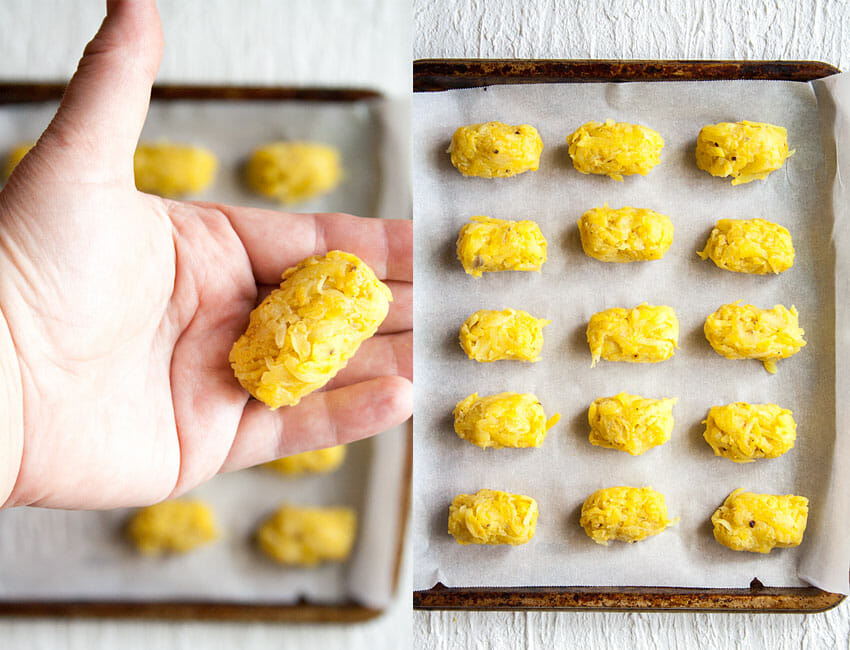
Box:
0;0;412;509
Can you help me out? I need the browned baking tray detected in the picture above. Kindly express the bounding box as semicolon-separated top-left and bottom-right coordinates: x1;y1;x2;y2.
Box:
0;425;410;623
413;59;840;91
412;58;845;613
0;426;411;623
0;83;380;104
0;82;408;622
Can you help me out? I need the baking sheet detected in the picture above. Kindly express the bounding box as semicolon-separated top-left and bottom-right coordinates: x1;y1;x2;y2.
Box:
413;77;849;594
0;95;411;609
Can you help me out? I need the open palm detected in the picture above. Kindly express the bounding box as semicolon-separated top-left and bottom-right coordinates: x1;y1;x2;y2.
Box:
0;0;412;509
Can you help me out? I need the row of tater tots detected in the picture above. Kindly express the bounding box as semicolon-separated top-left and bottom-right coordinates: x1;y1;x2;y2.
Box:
4;140;343;204
127;446;358;566
449;118;794;185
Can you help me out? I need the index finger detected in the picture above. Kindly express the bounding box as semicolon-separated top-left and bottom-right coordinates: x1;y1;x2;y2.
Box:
198;203;412;283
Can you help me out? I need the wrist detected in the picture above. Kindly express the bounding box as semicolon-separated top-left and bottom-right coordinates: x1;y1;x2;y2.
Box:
0;304;23;507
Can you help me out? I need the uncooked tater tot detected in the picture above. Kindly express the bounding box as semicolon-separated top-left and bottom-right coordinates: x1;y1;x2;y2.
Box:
453;392;561;449
566;119;664;181
711;489;808;553
133;142;217;197
457;215;547;277
263;445;347;476
449;122;543;178
229;251;392;409
127;500;219;555
459;308;549;362
580;486;676;546
697;218;794;274
696;121;794;185
448;489;538;545
578;204;674;262
703;302;806;374
703;403;796;463
257;505;357;566
245;141;342;204
588;392;677;456
3;141;34;180
586;304;679;367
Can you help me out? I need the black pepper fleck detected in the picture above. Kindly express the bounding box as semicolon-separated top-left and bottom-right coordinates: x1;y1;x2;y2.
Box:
494;149;499;154
749;520;756;528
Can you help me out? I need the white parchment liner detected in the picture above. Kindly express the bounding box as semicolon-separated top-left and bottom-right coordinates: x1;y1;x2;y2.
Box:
0;96;411;608
413;76;849;594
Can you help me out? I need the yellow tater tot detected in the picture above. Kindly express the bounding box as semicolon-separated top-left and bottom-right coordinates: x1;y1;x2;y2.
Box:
3;141;34;180
134;142;217;197
697;218;794;274
580;486;676;546
449;122;543;178
588;392;677;456
459;308;549;363
703;403;796;463
586;304;679;366
264;445;347;475
566;119;664;181
229;251;391;409
127;500;219;555
257;505;357;566
696;121;794;185
448;489;538;545
704;302;806;374
453;392;560;449
711;489;808;553
245;141;342;204
578;204;674;262
457;215;547;277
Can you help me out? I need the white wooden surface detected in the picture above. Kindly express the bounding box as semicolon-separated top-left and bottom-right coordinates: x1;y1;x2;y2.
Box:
0;1;410;649
413;0;850;648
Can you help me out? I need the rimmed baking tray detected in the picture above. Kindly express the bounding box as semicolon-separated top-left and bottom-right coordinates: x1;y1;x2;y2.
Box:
412;59;845;613
0;83;410;623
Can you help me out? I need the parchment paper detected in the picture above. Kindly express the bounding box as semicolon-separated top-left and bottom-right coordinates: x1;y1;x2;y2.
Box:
0;96;411;608
413;77;849;594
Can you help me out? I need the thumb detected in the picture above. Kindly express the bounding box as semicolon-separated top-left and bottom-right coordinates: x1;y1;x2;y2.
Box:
38;0;163;183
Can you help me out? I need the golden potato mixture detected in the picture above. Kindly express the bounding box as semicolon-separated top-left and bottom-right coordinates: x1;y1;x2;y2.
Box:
711;489;808;553
229;250;391;409
245;141;342;204
580;486;676;546
578;204;674;262
3;141;33;180
586;304;679;366
448;489;538;545
696;121;794;185
127;500;219;555
698;218;794;274
566;119;664;181
456;215;547;277
703;402;796;463
264;445;347;475
588;392;677;456
453;392;560;449
257;505;357;566
459;308;549;362
704;302;806;374
133;142;217;197
449;121;543;178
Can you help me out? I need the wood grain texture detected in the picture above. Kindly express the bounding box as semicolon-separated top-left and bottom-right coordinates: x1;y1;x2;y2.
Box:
0;0;411;98
413;0;849;72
